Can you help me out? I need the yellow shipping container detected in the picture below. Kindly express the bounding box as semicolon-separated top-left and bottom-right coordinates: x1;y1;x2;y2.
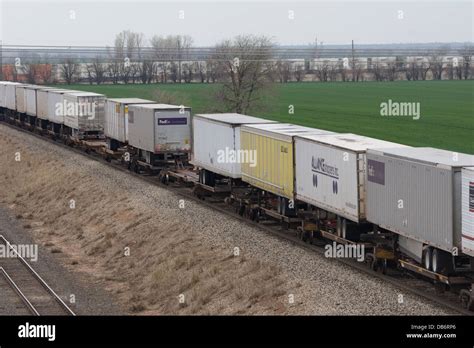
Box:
240;123;334;199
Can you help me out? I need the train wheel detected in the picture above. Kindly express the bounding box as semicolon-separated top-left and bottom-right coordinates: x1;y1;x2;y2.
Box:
296;228;302;240
423;247;433;271
254;210;260;223
249;209;257;221
301;231;308;242
371;258;379;272
160;174;168;185
381;259;388;275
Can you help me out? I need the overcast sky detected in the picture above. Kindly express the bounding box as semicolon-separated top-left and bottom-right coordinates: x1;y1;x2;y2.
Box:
0;0;472;46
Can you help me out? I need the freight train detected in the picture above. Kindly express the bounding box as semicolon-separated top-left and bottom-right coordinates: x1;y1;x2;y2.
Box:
0;81;473;310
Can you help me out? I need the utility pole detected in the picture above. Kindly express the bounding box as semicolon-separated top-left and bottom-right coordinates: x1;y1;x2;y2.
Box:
315;36;318;59
351;39;356;82
0;40;3;80
177;37;181;83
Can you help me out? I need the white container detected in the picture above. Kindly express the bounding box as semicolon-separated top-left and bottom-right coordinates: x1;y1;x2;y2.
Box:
37;88;63;120
295;133;408;222
366;147;474;254
5;83;22;110
25;85;44;117
192;113;276;178
462;167;474;257
128;104;191;154
15;85;28;113
105;98;155;143
0;81;11;108
46;89;80;124
63;92;106;131
48;90;66;124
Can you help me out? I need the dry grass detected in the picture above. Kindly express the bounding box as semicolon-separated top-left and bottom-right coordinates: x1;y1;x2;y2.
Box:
0;130;295;315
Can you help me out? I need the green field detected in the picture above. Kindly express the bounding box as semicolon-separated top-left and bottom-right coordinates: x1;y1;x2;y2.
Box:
62;81;474;154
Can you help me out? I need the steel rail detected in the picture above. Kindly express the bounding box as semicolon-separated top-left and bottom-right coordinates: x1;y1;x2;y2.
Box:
0;120;472;316
0;234;76;316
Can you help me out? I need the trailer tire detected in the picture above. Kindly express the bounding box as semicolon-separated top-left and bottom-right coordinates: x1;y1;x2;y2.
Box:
432;248;454;275
423;247;432;271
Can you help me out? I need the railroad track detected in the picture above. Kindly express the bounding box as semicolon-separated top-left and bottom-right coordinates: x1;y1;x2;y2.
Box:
0;234;75;316
1;121;472;316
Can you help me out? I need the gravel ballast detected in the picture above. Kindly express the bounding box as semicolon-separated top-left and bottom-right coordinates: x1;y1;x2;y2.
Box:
0;123;456;315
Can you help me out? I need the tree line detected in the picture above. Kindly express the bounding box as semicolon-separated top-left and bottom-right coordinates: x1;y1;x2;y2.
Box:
3;31;473;114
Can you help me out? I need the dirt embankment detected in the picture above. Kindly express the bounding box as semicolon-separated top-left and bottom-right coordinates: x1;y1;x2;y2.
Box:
0;129;295;315
0;125;456;315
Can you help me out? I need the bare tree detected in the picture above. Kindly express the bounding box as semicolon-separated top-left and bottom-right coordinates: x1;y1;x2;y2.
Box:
90;57;106;84
371;59;385;81
206;58;218;83
214;35;275;114
107;60;121;84
429;47;448;80
108;30;145;84
23;64;38;84
139;59;155;84
151;35;173;83
446;59;454;80
276;60;292;83
418;59;431;81
404;57;419;81
314;61;330;82
177;35;193;83
328;63;338;81
10;64;19;82
150;34;193;83
181;62;194;83
38;64;53;84
130;63;140;84
294;64;306;82
385;61;397;81
196;62;206;83
60;58;78;84
86;64;95;85
338;59;348;82
460;45;473;80
169;62;179;83
352;59;365;82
